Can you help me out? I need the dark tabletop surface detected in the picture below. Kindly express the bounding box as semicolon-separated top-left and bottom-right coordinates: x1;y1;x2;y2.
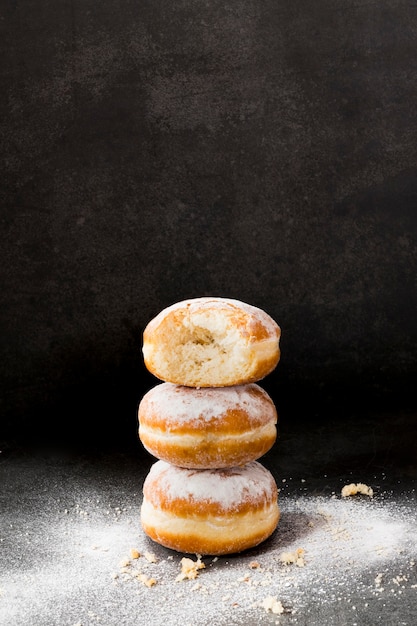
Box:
1;409;416;626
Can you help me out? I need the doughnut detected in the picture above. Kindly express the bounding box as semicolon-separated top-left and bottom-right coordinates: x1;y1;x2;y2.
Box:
142;297;281;387
138;382;278;469
140;460;280;555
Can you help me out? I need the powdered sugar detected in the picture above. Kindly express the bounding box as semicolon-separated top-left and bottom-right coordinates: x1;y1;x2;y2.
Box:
1;454;416;626
145;296;280;339
143;460;276;509
135;487;417;625
139;382;276;426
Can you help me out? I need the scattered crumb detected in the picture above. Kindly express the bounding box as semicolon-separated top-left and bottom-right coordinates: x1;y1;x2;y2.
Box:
175;557;206;582
260;596;285;614
249;561;260;569
375;573;384;588
392;575;407;585
136;573;157;587
279;548;305;567
341;483;374;498
117;550;158;587
237;573;251;583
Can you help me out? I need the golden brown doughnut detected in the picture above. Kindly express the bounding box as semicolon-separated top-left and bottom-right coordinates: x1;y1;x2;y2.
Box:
140;460;280;556
142;297;281;387
138;382;278;469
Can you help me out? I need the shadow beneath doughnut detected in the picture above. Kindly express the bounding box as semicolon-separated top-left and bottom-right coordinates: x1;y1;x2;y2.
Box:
204;510;326;565
138;510;326;564
257;510;325;553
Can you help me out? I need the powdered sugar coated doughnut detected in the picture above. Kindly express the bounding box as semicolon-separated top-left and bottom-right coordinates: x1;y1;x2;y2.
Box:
140;460;280;555
142;297;281;387
138;382;278;469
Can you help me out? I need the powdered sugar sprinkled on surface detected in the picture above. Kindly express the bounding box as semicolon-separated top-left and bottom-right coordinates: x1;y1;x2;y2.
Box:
1;455;416;626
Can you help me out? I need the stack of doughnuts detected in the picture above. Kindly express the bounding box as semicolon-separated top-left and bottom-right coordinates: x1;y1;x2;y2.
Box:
138;297;281;556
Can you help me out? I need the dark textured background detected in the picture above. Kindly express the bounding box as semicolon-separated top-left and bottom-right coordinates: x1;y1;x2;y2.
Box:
1;0;417;449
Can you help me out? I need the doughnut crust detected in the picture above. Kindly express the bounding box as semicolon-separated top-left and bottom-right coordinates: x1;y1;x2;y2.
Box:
142;297;281;387
138;382;278;469
141;461;280;555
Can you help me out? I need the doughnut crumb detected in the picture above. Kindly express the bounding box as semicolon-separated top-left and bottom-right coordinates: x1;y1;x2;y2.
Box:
136;573;157;587
341;483;374;498
175;556;206;582
279;548;305;567
259;595;285;614
144;552;157;563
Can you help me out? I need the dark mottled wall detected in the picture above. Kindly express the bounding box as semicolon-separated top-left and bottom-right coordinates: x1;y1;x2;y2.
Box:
1;1;417;447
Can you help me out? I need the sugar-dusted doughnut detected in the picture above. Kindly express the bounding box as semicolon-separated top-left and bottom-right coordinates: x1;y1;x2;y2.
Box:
138;382;278;469
142;297;281;387
140;460;280;555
